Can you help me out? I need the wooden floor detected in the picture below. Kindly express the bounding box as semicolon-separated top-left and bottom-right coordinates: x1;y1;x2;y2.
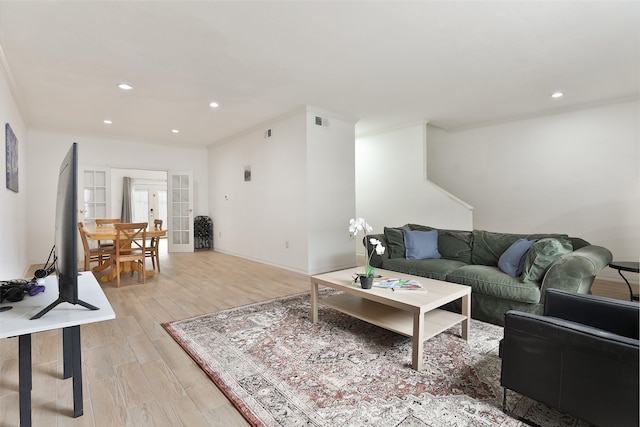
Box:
0;249;310;427
0;248;636;426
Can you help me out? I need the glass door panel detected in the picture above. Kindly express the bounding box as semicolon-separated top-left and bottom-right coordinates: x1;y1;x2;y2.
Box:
168;171;193;252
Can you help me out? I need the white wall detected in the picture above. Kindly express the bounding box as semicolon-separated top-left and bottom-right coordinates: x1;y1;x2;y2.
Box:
355;123;473;255
0;56;29;278
26;130;208;264
428;100;640;282
306;110;356;274
208;107;356;275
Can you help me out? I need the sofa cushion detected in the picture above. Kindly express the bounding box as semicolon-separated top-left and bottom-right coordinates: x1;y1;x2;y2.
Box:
498;238;537;277
382;258;467;281
384;227;406;259
403;229;441;260
447;265;542;303
522;238;573;282
438;229;473;264
471;230;570;266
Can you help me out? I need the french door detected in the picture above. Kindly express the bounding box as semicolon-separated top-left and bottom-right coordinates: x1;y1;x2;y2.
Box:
131;183;168;228
167;171;194;252
79;167;109;225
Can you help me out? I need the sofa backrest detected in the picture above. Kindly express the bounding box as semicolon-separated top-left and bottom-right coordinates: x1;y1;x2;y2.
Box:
407;224;473;264
471;229;573;266
380;225;588;268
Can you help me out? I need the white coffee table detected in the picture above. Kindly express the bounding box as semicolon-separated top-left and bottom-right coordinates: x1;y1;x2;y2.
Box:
310;268;471;371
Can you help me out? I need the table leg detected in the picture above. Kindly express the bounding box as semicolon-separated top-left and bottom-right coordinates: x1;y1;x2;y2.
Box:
63;326;83;417
461;292;471;340
412;310;424;371
18;334;32;427
617;270;639;301
310;281;319;323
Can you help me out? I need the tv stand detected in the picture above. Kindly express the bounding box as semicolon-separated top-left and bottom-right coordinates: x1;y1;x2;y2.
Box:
0;273;115;426
30;297;99;320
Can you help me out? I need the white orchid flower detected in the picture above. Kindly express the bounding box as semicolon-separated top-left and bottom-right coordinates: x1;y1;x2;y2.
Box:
348;217;373;237
349;217;384;278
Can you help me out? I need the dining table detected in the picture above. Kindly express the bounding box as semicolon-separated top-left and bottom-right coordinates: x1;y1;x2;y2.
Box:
82;224;167;283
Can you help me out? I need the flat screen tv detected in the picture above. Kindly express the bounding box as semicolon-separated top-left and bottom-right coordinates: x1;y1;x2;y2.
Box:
31;143;99;320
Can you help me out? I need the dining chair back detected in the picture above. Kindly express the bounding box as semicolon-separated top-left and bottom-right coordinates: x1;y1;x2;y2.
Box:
77;222;113;271
95;218;121;247
112;222;148;287
145;219;163;272
95;218;121;225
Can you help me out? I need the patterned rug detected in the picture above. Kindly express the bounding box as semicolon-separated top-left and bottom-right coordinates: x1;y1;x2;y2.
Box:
162;290;587;427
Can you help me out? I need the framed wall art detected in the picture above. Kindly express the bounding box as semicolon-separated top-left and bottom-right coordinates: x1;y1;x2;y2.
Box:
5;123;18;193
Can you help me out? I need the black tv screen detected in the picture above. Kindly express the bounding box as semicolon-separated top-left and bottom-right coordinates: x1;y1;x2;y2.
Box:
31;143;98;319
55;142;79;302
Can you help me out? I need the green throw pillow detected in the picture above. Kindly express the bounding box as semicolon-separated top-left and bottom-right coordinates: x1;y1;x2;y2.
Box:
521;238;573;282
384;227;406;259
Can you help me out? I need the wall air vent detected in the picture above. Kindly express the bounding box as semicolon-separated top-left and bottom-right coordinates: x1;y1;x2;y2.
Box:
314;116;329;127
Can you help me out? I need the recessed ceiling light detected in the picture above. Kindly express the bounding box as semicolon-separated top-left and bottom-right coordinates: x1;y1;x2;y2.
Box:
117;83;133;90
172;129;180;134
550;92;564;98
209;101;219;108
103;119;112;124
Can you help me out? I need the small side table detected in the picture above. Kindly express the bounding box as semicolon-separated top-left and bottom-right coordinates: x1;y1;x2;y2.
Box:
608;261;640;302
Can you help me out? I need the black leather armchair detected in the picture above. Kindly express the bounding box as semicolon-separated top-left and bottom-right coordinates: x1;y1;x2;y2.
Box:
500;289;639;427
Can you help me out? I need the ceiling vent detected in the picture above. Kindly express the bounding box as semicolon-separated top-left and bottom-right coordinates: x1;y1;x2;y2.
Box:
314;116;329;127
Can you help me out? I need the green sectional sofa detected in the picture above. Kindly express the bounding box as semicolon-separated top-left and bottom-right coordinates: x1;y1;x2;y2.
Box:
364;224;613;326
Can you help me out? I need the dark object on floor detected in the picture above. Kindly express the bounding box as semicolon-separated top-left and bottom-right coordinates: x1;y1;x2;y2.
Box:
194;215;213;251
500;289;639;427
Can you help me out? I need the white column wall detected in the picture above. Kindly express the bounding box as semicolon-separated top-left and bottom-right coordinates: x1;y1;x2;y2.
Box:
208;107;357;275
306;109;356;274
208;110;310;273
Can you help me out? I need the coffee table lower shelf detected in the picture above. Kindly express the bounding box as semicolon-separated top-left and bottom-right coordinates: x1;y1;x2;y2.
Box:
321;293;467;342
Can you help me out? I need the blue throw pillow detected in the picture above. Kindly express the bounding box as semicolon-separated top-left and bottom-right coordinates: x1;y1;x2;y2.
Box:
403;229;441;260
498;238;536;277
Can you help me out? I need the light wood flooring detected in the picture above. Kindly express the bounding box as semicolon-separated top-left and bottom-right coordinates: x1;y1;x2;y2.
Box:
0;248;636;426
1;249;310;427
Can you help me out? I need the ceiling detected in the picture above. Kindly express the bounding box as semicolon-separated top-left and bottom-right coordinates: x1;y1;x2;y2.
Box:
0;1;638;147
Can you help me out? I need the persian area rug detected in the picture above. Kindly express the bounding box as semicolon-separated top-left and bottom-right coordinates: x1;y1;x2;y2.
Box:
162;291;587;427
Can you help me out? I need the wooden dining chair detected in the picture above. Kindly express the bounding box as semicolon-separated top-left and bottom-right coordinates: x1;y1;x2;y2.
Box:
95;218;121;248
78;222;114;271
112;222;148;287
145;219;163;272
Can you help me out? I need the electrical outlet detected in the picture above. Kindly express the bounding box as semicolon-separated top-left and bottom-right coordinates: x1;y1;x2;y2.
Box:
285;240;289;249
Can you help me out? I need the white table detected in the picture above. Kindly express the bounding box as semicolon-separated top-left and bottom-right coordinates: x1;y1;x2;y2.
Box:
310;268;471;371
0;273;115;427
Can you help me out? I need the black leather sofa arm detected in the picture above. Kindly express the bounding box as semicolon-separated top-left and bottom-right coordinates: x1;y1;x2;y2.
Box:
544;289;639;339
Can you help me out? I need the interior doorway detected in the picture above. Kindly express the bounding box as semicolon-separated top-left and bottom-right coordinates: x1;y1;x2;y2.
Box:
132;183;168;227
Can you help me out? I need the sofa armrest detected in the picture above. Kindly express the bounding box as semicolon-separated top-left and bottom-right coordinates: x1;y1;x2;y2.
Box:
362;233;389;268
501;310;639;427
540;245;612;295
544;289;639;339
